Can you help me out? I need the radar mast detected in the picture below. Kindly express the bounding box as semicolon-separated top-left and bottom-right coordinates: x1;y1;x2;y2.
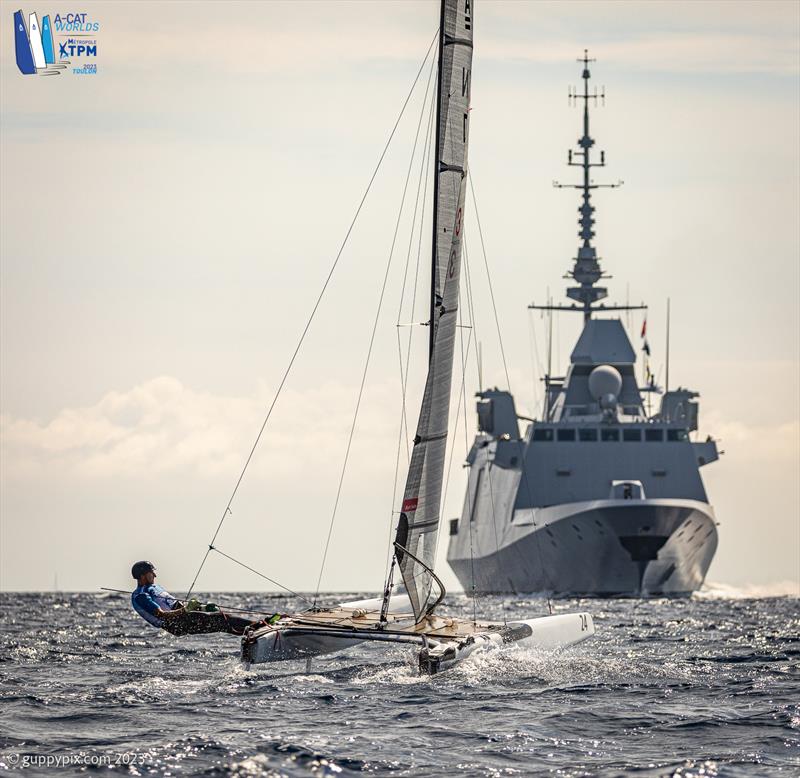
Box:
530;51;642;323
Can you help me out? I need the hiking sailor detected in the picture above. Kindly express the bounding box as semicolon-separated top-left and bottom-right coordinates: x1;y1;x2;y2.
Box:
130;561;257;636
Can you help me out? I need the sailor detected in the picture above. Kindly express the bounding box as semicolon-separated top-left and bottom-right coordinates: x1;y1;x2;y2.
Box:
130;561;259;636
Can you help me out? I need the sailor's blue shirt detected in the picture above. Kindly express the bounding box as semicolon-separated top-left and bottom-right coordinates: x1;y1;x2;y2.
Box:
131;584;179;628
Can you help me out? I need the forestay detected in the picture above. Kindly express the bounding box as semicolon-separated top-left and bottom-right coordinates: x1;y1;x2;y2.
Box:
394;0;474;623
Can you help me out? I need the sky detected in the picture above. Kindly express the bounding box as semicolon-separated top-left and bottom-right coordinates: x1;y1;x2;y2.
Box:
1;0;798;596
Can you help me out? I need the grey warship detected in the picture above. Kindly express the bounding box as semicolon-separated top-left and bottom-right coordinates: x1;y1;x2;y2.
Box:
446;53;721;596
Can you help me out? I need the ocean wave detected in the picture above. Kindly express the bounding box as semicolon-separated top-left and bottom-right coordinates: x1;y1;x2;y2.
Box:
2;593;799;776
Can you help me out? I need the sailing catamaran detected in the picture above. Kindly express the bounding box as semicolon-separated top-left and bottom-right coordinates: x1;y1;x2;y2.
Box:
226;0;595;674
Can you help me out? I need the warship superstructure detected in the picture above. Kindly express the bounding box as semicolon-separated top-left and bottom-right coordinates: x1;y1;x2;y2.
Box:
446;53;721;596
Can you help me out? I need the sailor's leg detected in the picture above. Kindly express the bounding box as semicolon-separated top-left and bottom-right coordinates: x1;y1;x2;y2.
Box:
160;612;195;636
217;613;258;635
161;612;259;636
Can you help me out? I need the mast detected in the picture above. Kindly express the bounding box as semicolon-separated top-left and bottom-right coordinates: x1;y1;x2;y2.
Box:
563;50;615;323
544;292;553;419
665;297;671;397
389;0;474;624
530;51;640;323
429;0;446;362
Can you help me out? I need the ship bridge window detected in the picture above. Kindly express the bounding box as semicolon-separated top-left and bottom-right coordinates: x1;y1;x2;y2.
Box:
532;428;554;442
601;428;620;442
645;429;664;442
667;429;690;442
623;428;641;442
568;406;589;416
557;429;576;442
578;428;598;442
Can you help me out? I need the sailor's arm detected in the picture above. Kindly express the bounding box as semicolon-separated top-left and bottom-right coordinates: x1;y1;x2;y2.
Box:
134;590;185;619
156;606;186;618
156;598;208;617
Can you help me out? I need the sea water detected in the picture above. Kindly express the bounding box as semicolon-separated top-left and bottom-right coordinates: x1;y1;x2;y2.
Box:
1;591;798;776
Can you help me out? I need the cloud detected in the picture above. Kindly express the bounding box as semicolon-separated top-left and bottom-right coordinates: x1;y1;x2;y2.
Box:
2;374;797;591
699;413;800;463
4;374;796;485
0;376;408;481
479;32;799;76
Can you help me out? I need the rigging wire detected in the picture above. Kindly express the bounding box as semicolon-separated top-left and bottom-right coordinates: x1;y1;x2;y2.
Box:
314;37;439;604
385;65;438;587
436;132;480;556
393;60;436;486
440;311;472;532
437;268;474;572
459;199;485;630
459;202;509;625
211;547;315;607
100;587;298;617
462;214;481;390
462;387;478;626
467;175;512;391
397;76;438;460
468;173;554;615
395;57;438;435
527;308;544;412
457;247;478;625
185;30;439;600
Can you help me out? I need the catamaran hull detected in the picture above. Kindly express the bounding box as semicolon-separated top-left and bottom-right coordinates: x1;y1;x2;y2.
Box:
242;611;595;674
448;498;717;596
419;612;595;673
242;628;366;665
241;594;419;666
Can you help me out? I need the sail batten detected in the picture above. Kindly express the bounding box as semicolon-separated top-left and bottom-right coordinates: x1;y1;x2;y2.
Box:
394;0;474;623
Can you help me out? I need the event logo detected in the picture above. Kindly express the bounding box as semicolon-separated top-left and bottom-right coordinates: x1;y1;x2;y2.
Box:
13;9;99;76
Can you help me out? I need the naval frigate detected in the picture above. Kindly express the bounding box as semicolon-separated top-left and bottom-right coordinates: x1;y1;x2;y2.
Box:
446;52;721;596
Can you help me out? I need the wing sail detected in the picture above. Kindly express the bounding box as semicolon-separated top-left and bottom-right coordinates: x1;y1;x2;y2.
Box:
395;0;474;623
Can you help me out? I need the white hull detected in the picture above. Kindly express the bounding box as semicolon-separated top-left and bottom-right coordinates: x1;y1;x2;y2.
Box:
241;594;416;665
421;612;594;673
241;598;595;674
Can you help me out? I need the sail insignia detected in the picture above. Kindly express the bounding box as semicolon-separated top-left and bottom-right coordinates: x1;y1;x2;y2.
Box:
394;0;474;623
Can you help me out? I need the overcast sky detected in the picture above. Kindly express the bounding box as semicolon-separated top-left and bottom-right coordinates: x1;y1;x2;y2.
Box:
1;0;798;596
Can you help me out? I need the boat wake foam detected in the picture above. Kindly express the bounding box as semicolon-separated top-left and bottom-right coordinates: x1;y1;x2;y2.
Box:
695;581;799;599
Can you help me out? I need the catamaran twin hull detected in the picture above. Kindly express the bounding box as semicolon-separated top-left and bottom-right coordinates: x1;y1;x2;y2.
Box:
448;498;718;597
240;597;595;674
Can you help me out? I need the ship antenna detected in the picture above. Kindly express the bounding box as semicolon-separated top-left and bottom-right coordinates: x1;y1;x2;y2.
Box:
554;50;623;323
529;53;645;330
665;297;671;396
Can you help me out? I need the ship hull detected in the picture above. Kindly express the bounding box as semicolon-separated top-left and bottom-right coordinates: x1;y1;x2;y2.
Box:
448;498;717;596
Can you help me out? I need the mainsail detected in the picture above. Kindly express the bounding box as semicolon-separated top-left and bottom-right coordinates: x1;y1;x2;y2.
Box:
394;0;474;622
